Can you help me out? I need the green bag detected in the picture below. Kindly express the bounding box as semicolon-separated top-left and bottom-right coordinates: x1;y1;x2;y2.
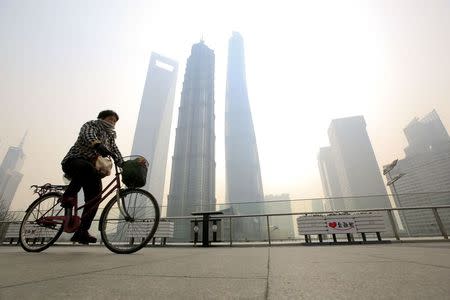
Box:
121;158;148;188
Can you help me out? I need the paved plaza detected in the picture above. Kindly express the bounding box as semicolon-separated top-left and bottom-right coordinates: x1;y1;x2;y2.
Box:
0;242;449;299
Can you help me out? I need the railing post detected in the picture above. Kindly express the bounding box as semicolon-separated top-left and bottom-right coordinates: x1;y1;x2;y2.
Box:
229;217;233;247
387;210;400;240
432;208;448;239
266;215;271;246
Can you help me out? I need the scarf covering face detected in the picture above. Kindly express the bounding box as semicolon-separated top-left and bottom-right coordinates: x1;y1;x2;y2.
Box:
98;119;117;139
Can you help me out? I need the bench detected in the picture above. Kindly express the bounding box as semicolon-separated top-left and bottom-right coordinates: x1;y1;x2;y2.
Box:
3;223;57;245
297;212;386;243
3;223;21;244
124;220;174;246
353;213;386;242
3;221;175;246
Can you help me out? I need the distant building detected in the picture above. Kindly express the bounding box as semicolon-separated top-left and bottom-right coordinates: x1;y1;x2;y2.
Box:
130;52;178;207
403;109;450;157
0;171;23;210
225;32;265;240
0;134;26;212
264;194;295;240
310;197;325;213
384;110;450;236
167;41;216;241
319;116;390;210
317;147;345;211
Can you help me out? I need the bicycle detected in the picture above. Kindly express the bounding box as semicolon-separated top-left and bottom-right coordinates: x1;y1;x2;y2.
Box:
19;156;160;254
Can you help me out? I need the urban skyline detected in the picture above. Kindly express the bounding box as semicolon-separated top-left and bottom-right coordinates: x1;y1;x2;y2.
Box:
1;2;450;298
1;1;450;213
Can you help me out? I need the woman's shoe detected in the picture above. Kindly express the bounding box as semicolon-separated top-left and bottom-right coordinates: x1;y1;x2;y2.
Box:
70;231;97;244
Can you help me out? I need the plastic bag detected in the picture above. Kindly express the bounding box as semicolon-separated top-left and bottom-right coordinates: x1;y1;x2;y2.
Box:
95;156;113;177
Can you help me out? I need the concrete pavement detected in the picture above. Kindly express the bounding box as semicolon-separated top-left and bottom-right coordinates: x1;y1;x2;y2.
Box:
0;242;449;299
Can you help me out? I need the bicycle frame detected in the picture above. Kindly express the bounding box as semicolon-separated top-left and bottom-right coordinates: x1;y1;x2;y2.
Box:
35;162;126;232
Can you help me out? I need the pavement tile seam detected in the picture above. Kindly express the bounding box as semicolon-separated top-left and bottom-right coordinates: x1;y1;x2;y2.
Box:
384;244;450;253
389;244;450;249
264;248;271;300
2;245;450;299
0;252;203;290
0;277;268;300
366;254;450;270
87;273;267;280
304;260;394;264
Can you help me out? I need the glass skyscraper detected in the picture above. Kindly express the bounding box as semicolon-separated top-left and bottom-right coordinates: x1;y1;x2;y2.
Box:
131;52;178;207
225;32;265;240
317;147;345;211
384;110;450;236
319;116;391;210
167;41;216;241
0;134;26;212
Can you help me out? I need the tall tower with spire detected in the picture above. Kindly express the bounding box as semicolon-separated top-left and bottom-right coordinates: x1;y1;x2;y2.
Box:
167;41;216;241
225;32;265;240
0;132;26;211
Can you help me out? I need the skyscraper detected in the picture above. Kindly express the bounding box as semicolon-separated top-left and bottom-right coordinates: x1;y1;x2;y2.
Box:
317;147;345;211
403;109;450;156
225;32;265;240
384;110;450;236
319;116;390;210
167;41;216;241
0;134;26;212
264;194;295;240
131;52;178;206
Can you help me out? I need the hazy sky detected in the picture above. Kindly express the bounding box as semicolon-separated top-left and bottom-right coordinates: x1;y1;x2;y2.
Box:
1;0;449;211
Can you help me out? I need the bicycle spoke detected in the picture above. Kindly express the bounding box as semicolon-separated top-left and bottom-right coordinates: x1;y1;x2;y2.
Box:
20;193;64;252
100;189;160;254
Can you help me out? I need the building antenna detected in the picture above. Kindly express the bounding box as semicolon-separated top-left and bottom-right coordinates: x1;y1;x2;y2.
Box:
19;130;28;148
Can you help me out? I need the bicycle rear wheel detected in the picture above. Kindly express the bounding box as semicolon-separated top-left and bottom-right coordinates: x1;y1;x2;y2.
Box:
100;188;160;254
19;192;65;252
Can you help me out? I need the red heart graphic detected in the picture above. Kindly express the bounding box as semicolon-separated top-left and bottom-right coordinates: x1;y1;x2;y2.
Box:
328;222;337;228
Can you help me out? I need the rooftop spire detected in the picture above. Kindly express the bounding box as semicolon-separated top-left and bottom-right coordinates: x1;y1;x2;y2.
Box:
19;130;28;148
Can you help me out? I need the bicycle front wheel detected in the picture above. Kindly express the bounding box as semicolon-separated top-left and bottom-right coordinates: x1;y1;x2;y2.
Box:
19;192;65;252
100;188;160;254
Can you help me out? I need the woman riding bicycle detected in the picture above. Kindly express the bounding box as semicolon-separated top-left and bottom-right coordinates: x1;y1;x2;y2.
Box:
61;110;124;244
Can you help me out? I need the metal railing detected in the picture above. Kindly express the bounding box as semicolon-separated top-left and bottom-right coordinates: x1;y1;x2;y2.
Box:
157;204;450;245
1;205;449;246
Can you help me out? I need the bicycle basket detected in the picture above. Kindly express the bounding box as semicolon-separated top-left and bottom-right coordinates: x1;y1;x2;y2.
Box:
121;156;149;188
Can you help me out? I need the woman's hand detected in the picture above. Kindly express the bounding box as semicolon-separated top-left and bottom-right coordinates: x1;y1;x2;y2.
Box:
94;143;113;157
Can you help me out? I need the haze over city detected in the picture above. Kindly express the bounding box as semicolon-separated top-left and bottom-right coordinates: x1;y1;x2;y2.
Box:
1;0;450;211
